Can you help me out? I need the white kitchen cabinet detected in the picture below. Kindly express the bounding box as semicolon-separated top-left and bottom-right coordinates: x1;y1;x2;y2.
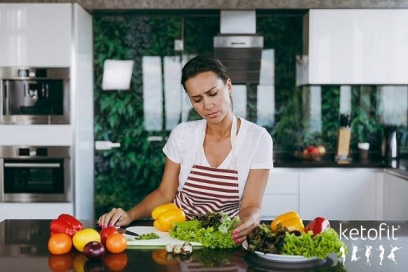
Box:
0;3;71;67
0;125;72;145
383;171;408;220
297;9;408;85
299;168;382;220
72;3;94;221
261;168;300;219
0;4;94;220
0;203;73;221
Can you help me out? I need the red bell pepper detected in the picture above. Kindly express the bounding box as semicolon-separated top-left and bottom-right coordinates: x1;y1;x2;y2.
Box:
57;213;84;231
50;219;77;237
305;216;330;237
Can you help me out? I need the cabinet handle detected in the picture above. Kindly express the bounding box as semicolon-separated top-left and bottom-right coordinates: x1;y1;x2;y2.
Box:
4;163;61;168
4;81;7;99
95;141;121;150
4;80;9;115
24;81;28;97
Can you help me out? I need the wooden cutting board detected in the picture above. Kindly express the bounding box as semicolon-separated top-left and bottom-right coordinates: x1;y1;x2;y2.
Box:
125;226;203;248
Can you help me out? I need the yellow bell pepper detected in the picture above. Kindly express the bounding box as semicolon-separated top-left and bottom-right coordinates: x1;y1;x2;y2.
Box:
152;203;178;219
270;211;304;233
152;203;186;232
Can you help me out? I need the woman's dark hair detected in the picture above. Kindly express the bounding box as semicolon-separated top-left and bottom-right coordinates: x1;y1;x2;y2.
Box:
181;55;230;91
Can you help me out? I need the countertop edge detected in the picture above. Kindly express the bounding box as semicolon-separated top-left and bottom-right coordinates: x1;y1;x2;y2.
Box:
384;168;408;181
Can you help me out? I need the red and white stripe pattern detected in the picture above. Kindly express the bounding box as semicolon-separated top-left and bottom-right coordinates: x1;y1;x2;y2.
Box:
174;164;240;219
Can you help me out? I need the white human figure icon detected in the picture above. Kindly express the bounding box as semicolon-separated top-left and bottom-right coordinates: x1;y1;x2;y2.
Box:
377;245;385;265
387;244;402;265
351;245;363;262
365;245;372;266
339;246;346;264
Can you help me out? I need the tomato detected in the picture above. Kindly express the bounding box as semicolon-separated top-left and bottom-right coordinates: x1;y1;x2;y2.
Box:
48;253;73;272
48;233;73;255
105;233;127;253
72;228;101;252
104;252;128;271
100;226;118;246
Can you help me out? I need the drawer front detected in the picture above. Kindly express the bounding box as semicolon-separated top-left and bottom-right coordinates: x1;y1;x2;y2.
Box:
265;171;299;194
261;194;299;219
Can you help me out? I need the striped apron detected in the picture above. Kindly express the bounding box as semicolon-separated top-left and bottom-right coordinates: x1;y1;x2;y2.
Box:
174;117;240;219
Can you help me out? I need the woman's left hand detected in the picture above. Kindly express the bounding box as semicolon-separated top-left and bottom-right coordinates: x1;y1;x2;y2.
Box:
232;168;269;245
232;216;259;245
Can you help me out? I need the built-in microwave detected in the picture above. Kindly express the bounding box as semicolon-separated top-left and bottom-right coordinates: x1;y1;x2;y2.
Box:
0;67;70;124
0;146;71;203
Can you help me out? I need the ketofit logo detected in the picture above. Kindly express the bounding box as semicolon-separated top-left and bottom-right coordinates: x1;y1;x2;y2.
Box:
338;223;403;266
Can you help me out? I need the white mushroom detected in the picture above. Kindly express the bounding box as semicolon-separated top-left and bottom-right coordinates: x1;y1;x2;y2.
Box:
173;244;182;254
165;243;174;253
181;242;193;255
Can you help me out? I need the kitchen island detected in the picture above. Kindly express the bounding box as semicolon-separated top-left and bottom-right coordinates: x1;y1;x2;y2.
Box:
1;219;407;272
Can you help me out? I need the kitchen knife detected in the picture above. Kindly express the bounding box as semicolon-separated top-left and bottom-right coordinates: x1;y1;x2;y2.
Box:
95;220;139;236
116;227;140;237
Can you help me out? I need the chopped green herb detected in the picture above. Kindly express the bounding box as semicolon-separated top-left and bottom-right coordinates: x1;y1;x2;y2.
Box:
135;232;160;240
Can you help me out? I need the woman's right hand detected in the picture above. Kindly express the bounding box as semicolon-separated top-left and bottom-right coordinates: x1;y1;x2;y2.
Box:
97;208;132;228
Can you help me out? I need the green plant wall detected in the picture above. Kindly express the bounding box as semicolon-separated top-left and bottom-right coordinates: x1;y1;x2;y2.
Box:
93;11;407;218
93;15;177;218
93;13;221;218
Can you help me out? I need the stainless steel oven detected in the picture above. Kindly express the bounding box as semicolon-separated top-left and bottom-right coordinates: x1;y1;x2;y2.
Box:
0;67;70;124
0;146;71;202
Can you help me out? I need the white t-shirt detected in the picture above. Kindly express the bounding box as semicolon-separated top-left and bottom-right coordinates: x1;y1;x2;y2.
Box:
163;118;274;198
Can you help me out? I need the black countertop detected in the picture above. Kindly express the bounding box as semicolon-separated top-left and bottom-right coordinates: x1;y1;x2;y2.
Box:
273;151;386;168
1;219;408;272
273;151;408;176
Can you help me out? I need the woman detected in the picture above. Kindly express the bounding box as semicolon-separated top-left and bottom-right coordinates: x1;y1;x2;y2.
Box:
98;55;273;245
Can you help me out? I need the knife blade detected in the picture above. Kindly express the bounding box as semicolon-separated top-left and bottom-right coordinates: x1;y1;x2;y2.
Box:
116;227;139;237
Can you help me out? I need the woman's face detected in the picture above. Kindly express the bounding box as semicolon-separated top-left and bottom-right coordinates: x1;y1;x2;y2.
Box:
185;71;232;124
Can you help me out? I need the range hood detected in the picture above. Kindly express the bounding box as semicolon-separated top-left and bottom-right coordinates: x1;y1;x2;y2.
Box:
214;11;264;84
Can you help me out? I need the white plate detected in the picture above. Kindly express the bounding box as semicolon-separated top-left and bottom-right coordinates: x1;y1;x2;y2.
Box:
125;226;203;247
242;241;319;263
